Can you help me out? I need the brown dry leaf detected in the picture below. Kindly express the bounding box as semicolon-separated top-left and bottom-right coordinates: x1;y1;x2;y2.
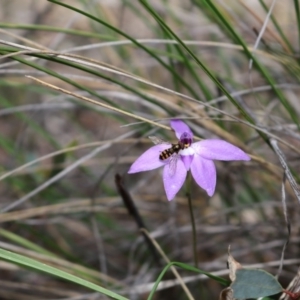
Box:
219;287;234;300
227;246;243;282
219;247;243;300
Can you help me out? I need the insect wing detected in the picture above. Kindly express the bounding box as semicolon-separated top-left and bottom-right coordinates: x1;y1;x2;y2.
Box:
168;153;179;177
148;136;170;145
148;136;179;176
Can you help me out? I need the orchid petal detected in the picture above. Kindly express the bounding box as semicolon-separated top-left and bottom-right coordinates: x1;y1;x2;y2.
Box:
128;145;168;173
191;155;216;196
163;158;187;201
170;119;193;140
192;140;250;161
181;154;194;171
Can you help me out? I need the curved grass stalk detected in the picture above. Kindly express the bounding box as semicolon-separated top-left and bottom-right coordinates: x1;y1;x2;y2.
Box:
0;247;128;300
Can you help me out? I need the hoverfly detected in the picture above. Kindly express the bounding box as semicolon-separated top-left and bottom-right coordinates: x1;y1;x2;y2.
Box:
149;135;191;176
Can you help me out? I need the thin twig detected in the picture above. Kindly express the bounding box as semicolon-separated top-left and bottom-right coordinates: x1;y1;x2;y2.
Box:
26;76;170;132
115;174;161;264
270;139;300;203
276;173;291;280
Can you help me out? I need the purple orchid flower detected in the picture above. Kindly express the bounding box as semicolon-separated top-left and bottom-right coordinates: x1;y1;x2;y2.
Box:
128;120;250;201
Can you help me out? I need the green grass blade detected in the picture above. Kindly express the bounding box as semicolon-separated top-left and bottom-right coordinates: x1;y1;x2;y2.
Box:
0;229;56;257
138;0;259;125
194;0;300;130
147;261;229;300
294;0;300;52
47;0;199;99
0;47;172;116
154;11;212;99
0;247;129;300
0;22;113;40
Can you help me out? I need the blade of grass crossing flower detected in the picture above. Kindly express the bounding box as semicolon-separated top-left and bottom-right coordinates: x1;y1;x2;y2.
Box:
193;0;300;130
0;247;129;300
47;0;200;100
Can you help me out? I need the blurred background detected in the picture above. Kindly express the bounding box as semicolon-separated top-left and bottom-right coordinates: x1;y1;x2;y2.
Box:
0;0;300;299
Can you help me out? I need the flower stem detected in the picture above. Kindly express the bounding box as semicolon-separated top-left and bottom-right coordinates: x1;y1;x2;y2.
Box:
186;172;198;268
